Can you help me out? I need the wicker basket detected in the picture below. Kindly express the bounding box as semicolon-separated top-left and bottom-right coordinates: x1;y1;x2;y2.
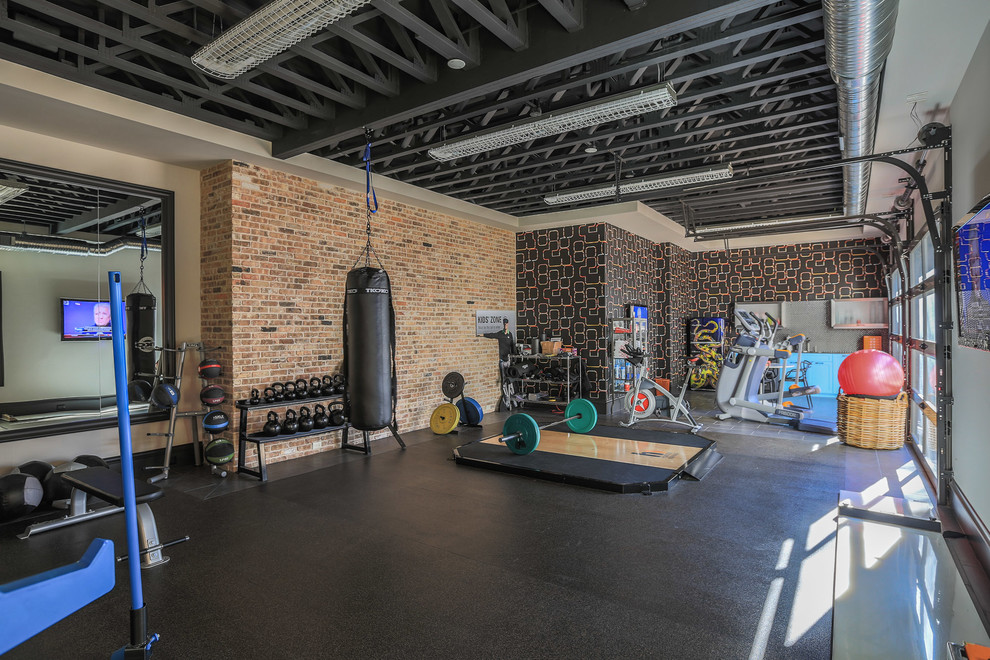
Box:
837;391;909;450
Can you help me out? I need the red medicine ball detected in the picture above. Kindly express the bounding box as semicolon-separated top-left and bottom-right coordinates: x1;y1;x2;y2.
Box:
198;359;222;379
200;385;226;405
838;350;904;397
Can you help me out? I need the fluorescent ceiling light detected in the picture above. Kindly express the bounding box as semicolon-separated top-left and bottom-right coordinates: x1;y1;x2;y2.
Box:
0;179;29;205
429;83;677;162
544;165;734;206
691;212;845;235
191;0;372;79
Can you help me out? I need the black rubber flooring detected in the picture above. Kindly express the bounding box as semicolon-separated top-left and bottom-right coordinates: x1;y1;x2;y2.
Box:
0;392;919;659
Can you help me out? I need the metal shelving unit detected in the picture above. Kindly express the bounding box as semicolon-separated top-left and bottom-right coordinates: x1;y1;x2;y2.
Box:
505;354;583;408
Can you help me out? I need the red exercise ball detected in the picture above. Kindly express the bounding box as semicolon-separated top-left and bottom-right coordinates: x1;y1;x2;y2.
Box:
838;350;904;396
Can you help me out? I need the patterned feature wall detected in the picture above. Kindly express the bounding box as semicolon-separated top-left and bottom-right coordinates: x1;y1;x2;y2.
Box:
517;229;891;401
516;224;608;393
693;239;887;321
658;243;695;382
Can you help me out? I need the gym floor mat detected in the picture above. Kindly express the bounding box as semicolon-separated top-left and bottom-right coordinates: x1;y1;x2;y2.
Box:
454;424;719;493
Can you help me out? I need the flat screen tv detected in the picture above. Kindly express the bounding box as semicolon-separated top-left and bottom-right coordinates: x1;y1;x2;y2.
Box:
61;298;126;341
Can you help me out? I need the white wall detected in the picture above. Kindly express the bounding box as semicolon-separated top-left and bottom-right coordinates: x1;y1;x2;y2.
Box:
948;22;990;522
1;248;162;402
0;125;202;469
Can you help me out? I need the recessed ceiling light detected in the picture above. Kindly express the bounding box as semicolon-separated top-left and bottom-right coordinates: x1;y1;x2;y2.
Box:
584;145;598;154
447;58;466;70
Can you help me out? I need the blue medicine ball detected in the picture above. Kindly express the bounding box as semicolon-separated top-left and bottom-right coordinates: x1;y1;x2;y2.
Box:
203;410;230;433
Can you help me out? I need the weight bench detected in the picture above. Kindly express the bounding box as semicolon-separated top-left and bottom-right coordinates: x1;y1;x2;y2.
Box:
55;467;182;569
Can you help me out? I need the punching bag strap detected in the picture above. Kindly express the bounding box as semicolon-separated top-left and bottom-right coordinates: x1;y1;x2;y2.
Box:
355;130;385;270
130;210;154;296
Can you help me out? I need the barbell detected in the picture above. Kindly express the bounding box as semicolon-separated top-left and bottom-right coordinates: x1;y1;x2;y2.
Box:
497;398;597;455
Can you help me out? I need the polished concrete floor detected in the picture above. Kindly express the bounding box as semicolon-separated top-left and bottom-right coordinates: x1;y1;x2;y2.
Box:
0;392;934;659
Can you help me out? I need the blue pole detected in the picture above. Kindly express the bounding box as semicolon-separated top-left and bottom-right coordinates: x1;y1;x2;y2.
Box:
108;271;144;612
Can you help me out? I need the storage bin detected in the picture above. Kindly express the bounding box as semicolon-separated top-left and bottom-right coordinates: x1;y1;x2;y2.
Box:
837;391;908;450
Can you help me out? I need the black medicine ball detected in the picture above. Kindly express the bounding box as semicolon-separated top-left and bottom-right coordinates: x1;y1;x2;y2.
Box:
151;383;180;409
204;438;235;465
203;410;230;433
74;455;110;469
200;385;226;406
198;359;222;379
128;379;152;402
14;460;54;484
0;473;44;522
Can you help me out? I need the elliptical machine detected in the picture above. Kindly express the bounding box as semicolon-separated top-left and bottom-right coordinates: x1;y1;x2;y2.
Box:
715;310;836;435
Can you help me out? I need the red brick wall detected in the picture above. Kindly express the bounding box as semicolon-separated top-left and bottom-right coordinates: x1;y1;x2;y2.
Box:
202;161;515;470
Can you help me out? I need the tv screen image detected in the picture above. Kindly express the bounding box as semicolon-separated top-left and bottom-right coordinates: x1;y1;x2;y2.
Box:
61;299;126;341
956;194;990;352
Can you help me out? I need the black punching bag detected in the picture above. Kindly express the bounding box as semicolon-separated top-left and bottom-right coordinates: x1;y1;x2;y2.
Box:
126;292;157;379
343;267;396;430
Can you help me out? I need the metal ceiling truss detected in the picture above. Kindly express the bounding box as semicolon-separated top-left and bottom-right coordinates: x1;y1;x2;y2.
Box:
0;0;842;224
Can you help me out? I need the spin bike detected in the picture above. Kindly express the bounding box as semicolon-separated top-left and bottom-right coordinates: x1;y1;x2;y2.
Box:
619;346;703;433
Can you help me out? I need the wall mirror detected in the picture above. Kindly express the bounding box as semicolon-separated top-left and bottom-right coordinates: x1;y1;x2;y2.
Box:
0;157;175;443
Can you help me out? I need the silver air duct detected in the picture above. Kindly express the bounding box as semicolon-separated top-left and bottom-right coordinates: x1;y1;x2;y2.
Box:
823;0;899;216
0;231;161;256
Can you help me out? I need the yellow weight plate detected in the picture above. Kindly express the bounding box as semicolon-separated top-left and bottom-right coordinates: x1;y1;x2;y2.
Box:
430;403;460;434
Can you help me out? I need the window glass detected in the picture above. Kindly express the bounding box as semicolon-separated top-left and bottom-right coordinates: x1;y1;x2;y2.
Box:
923;236;935;279
924;291;936;342
910;243;925;286
889;272;901;299
911;296;924;339
891;304;902;335
891;340;902;365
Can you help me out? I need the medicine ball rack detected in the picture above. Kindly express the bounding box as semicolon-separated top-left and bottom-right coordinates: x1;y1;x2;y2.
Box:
235;394;352;482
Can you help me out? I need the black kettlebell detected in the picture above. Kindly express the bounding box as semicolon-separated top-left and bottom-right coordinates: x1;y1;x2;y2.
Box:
284;381;297;401
263;411;281;437
250;388;261;405
295;378;309;399
332;374;346;394
283;409;299;435
329;403;346;427
321;375;334;397
310;377;323;398
298;406;314;432
313;404;329;429
271;383;284;402
264;387;276;403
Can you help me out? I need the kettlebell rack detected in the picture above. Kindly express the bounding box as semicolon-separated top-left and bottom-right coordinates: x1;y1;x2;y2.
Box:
236;394;352;482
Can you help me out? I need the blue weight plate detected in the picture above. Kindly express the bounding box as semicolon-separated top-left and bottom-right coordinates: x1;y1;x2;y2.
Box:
501;413;540;455
456;397;484;425
564;398;598;434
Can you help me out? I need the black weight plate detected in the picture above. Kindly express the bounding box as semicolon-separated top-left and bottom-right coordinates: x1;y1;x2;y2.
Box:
441;372;464;399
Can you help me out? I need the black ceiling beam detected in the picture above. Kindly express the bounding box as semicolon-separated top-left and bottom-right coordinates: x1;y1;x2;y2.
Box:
424;119;838;193
274;0;785;158
371;0;480;64
680;197;844;223
402;98;836;186
447;0;528;51
459;144;839;204
364;35;829;167
93;0;366;109
489;152;841;214
537;0;583;32
446;131;838;198
376;47;831;175
328;4;825;161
